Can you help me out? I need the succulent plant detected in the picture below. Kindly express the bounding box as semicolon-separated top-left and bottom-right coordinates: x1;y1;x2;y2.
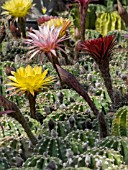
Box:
111;106;128;137
65;129;99;155
97;136;128;164
0;146;23;168
23;155;62;170
96;11;126;36
0;157;10;170
63;147;125;169
34;135;72;162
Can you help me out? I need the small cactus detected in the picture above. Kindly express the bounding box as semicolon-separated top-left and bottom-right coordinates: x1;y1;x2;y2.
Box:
97;136;128;164
111;106;128;137
23;155;62;170
96;11;126;36
65;129;99;154
34;135;72;162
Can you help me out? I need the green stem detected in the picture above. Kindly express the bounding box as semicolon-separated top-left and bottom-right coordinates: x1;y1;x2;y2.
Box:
18;17;26;38
27;92;36;119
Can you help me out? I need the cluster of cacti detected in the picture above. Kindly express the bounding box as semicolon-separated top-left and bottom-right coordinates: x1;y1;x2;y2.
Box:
96;11;126;36
63;147;125;169
1;40;27;62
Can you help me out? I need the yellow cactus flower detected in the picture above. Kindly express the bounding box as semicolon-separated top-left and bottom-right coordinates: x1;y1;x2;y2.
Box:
2;0;34;18
43;17;71;37
6;65;55;96
42;6;47;14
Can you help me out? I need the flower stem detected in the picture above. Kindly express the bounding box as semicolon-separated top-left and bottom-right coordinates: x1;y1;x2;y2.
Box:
55;64;108;138
99;64;114;105
18;17;26;38
27;92;36;119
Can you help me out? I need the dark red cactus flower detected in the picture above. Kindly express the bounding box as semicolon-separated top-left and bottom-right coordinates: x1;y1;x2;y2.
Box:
6;65;16;76
37;16;55;26
81;35;117;64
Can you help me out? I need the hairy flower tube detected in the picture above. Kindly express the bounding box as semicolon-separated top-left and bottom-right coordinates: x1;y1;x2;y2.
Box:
2;0;34;18
6;65;55;96
81;35;116;64
25;25;68;59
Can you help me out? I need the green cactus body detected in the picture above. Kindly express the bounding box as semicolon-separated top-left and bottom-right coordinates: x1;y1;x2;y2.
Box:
111;106;128;137
0;158;10;170
65;130;99;155
0;146;23;168
39;120;71;138
62;168;91;170
34;135;71;162
97;136;128;164
8;168;40;170
96;11;126;36
64;148;125;169
23;155;62;169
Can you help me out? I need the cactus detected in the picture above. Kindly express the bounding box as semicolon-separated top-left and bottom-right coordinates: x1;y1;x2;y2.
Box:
34;135;72;162
62;168;91;170
97;136;128;164
0;116;25;138
0;146;23;168
65;129;99;155
0;157;10;170
96;11;126;36
23;155;62;170
64;147;125;169
8;168;40;170
111;106;128;137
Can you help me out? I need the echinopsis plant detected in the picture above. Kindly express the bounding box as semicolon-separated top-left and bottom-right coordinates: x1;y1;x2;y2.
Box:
25;18;108;138
6;65;55;119
80;35;116;107
80;35;128;109
2;0;34;38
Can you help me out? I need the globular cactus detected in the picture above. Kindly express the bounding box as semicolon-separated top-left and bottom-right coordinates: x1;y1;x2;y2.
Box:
43;112;92;132
0;146;23;168
39;119;72;138
0;116;25;138
96;11;126;36
85;30;100;40
61;168;91;170
34;135;72;162
97;136;128;164
8;168;40;170
0;157;10;170
23;155;62;170
65;129;99;155
64;147;125;170
111;106;128;137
